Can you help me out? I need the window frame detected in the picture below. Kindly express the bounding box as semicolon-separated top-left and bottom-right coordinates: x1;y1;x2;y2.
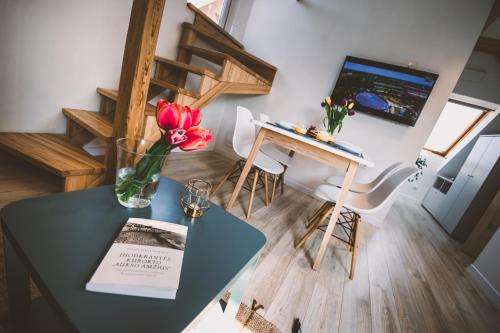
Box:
218;0;233;28
423;99;491;157
189;0;233;28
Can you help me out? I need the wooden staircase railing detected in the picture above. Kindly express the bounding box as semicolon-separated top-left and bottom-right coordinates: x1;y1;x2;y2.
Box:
0;1;277;192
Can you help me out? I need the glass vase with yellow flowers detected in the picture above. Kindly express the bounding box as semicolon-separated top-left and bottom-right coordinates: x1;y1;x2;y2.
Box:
321;96;356;135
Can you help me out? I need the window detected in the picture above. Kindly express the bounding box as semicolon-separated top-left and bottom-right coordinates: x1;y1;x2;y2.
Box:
424;100;489;156
188;0;232;27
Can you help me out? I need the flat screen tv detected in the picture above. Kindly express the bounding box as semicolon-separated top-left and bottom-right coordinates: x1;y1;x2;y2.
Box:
331;56;438;126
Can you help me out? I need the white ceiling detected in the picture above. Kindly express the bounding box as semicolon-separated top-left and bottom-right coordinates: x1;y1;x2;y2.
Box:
482;17;500;38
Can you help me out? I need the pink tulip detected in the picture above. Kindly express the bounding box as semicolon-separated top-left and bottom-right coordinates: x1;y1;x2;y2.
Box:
157;101;183;130
178;127;213;151
186;105;201;127
165;128;187;145
156;100;203;130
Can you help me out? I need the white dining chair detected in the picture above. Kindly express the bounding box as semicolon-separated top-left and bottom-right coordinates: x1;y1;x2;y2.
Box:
211;106;285;219
325;162;406;193
259;113;294;198
295;166;418;279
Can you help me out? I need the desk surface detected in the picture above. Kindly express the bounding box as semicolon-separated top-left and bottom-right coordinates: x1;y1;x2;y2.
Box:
1;178;266;333
254;120;374;167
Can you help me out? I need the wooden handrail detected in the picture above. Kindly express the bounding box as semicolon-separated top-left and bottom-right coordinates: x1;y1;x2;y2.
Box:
182;22;277;83
179;45;272;85
110;0;165;180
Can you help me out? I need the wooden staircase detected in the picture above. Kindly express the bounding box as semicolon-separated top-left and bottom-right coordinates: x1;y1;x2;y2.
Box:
0;2;277;192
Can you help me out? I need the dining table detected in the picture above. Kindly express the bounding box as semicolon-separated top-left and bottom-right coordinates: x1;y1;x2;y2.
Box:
225;120;374;270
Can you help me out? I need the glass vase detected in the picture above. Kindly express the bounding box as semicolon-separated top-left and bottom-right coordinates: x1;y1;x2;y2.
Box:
115;138;168;208
325;119;342;135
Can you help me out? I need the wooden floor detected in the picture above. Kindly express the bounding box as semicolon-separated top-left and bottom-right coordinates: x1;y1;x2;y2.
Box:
0;151;499;332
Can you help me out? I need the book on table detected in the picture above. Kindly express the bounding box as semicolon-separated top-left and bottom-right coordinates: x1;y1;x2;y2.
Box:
86;217;187;299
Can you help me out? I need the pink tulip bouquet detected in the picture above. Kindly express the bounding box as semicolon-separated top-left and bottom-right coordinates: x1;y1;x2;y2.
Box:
115;100;212;204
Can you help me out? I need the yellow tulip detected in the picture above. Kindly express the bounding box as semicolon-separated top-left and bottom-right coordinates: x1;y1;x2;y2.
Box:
348;102;355;109
325;96;331;105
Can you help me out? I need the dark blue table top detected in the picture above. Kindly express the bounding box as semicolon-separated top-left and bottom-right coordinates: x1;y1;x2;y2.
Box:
1;177;266;333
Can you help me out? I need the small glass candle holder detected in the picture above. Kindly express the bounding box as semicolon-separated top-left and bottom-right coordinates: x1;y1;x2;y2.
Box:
180;179;211;218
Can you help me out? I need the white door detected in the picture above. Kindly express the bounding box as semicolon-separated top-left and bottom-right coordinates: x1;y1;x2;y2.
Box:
442;137;500;233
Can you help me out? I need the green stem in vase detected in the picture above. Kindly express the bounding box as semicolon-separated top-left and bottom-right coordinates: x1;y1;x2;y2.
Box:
116;139;171;203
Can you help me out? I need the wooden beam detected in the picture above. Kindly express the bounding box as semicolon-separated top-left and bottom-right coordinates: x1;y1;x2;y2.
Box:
483;0;500;31
113;0;165;141
109;0;165;179
474;36;500;56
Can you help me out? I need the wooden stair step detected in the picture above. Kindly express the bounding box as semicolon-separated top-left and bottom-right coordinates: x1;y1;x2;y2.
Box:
181;22;277;83
62;109;113;142
186;3;244;49
154;56;217;79
96;87;118;101
149;78;200;98
0;133;105;177
97;87;156;116
179;45;272;85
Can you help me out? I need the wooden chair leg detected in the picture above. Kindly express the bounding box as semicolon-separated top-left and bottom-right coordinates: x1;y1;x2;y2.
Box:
210;160;239;198
305;202;329;229
349;216;362;280
280;173;285;194
271;174;278;202
295;204;334;249
246;169;260;220
264;172;269;206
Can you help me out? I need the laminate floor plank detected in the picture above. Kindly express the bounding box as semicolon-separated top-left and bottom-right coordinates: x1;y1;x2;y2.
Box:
365;228;401;333
338;231;372;333
0;151;499;332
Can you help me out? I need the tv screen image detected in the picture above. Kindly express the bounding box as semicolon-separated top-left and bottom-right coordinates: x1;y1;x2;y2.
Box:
331;56;438;126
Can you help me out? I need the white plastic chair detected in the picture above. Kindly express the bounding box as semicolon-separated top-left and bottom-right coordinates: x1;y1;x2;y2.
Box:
325;162;406;193
259;113;295;197
211;106;284;219
296;166;418;279
259;113;294;166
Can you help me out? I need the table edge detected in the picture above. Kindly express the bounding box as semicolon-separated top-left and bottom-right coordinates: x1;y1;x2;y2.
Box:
253;120;375;167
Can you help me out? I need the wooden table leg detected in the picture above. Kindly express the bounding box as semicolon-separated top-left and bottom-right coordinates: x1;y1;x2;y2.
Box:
226;128;267;210
313;161;358;270
4;235;31;332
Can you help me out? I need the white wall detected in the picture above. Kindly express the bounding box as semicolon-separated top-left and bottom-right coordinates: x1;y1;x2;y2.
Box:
454;51;500;104
0;0;224;147
215;0;494;195
470;228;500;309
0;0;131;132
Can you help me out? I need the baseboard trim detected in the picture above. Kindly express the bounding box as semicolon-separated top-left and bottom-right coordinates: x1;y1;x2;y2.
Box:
214;145;239;161
467;264;500;310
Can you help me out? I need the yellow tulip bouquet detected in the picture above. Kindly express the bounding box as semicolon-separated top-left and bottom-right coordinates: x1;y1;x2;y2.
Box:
321;96;356;135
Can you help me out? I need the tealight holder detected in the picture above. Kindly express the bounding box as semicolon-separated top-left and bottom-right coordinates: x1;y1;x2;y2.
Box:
180;179;211;218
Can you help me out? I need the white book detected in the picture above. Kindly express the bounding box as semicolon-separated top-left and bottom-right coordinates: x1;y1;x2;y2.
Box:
86;218;187;299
